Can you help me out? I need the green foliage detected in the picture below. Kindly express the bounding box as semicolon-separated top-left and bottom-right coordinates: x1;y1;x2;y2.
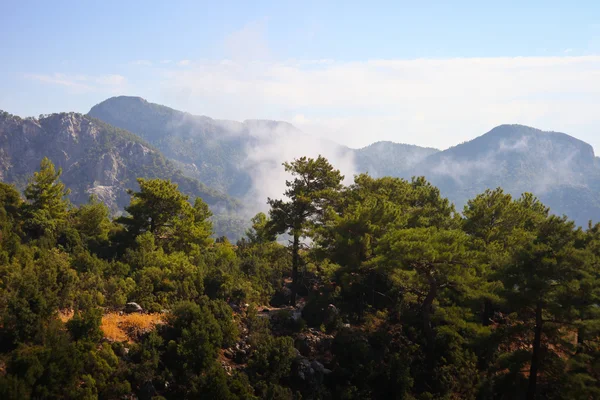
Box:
118;178;213;252
66;307;103;342
71;195;112;244
0;182;23;257
164;300;224;373
246;212;277;244
248;335;297;384
21;157;70;239
0;154;598;399
268;155;344;305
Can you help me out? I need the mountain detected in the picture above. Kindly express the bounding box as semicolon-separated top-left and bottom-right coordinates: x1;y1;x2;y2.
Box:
0;110;239;226
403;124;600;225
88;97;600;226
88;97;438;201
89;96;303;197
355;141;439;177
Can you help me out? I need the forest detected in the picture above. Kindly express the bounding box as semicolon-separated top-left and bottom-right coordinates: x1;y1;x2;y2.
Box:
0;155;598;400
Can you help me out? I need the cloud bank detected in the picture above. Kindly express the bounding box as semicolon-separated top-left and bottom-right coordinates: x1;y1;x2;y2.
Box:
154;55;600;154
26;73;128;94
25;55;600;155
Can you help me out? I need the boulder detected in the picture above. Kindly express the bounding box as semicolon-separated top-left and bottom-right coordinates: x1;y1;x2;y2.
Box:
292;357;331;389
124;302;143;314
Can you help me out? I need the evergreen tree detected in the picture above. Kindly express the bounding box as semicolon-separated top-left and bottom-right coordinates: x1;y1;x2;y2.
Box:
500;215;595;399
22;157;70;238
373;227;478;357
246;212;276;244
0;182;23;255
268;156;343;305
118;178;212;252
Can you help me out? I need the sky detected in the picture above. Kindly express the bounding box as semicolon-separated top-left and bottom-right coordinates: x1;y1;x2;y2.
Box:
2;0;600;153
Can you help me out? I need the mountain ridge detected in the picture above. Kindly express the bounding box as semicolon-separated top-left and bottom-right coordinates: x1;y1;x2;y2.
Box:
91;96;595;154
87;96;600;226
0;109;244;237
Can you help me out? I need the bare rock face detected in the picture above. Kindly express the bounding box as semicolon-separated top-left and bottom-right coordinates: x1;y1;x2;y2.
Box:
124;302;143;314
86;185;117;209
96;153;120;186
0;110;233;217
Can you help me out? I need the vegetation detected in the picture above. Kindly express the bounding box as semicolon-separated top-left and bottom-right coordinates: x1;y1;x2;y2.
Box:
88;98;600;229
0;110;242;240
0;156;598;399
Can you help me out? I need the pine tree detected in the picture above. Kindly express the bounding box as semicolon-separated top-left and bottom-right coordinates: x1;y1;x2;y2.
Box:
22;157;70;238
118;178;212;252
245;212;276;244
499;215;594;399
268;156;343;306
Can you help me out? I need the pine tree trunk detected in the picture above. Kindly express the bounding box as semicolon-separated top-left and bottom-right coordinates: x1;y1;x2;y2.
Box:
576;326;585;354
482;299;493;326
527;302;543;400
290;230;300;307
423;273;437;363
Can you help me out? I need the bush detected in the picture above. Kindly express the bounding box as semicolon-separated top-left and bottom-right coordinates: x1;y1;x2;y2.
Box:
248;335;297;384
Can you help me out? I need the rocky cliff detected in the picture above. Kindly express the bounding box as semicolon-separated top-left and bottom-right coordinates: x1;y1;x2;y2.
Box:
0;110;235;216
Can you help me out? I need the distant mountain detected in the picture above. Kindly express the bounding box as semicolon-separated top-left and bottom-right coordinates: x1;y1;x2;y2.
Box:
88;96;437;200
355;141;439;177
89;96;303;197
0;110;242;236
404;124;600;225
88;97;600;226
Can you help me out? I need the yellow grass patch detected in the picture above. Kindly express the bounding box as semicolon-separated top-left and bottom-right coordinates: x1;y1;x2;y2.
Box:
58;309;164;342
58;310;74;323
101;312;164;343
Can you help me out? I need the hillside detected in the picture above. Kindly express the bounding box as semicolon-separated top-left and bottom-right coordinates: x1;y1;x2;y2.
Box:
88;97;600;226
404;124;600;225
89;96;286;197
88;97;436;200
355;141;439;177
0;110;243;236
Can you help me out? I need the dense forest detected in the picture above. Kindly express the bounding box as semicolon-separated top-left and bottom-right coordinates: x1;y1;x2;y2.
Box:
0;155;598;399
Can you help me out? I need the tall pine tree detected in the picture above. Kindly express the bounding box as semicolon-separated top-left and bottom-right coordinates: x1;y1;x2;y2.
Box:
22;157;70;238
268;156;343;306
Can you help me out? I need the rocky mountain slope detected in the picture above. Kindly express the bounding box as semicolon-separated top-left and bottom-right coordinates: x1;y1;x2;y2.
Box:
354;141;439;177
402;124;600;225
89;97;438;199
89;97;600;226
89;96;297;197
0;110;237;221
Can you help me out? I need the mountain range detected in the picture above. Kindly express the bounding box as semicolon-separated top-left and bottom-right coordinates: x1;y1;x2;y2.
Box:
1;96;598;238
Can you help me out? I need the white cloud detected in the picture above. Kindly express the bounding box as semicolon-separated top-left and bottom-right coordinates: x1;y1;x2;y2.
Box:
26;73;92;91
177;59;191;66
25;72;128;94
153;55;600;154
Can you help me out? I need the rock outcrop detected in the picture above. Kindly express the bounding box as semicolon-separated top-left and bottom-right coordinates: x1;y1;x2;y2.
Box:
0;110;234;217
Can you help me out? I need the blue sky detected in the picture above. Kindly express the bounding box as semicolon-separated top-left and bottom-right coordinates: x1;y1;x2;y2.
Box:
2;1;600;151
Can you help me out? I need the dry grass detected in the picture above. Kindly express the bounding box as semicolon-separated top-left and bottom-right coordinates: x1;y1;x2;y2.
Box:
58;310;74;323
58;309;165;342
101;312;164;343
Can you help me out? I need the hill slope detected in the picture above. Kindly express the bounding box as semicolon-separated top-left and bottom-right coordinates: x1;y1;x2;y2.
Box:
88;96;437;200
89;96;293;197
406;124;600;225
88;97;600;226
355;141;439;177
0;110;239;228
